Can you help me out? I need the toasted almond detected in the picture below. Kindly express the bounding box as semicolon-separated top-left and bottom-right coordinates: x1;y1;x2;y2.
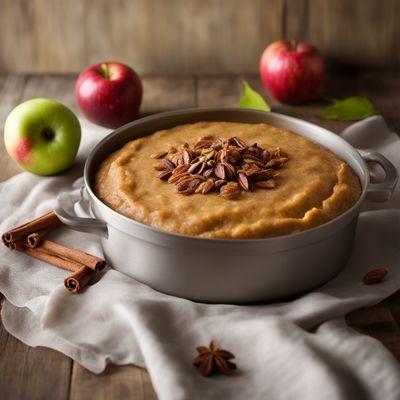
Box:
223;161;237;181
227;148;242;165
168;172;190;184
195;181;207;194
214;179;227;189
163;159;176;171
157;170;172;180
178;188;196;195
175;178;193;191
191;174;206;182
272;147;288;158
250;170;275;182
233;136;247;148
155;135;288;198
362;268;388;285
154;164;166;171
173;164;191;175
182;149;192;164
150;151;168;159
262;149;271;163
202;179;215;194
188;161;206;174
243;158;265;168
215;163;226;180
238;172;252;191
220;182;240;199
194;139;213;149
255;179;276;189
203;168;214;179
265;158;288;169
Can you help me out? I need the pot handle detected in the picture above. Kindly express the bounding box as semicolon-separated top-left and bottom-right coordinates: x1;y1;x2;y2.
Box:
55;185;108;238
55;209;108;238
361;151;398;202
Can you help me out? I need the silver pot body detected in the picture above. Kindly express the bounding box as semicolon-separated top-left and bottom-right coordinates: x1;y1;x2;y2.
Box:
57;109;398;303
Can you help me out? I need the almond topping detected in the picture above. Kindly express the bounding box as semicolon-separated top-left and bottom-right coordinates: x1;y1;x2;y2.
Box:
150;151;168;159
220;182;240;199
152;136;288;200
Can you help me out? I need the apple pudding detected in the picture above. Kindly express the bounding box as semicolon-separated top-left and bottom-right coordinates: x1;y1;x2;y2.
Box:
94;121;361;239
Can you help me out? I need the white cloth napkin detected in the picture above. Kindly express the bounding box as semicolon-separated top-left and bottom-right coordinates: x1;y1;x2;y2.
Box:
1;116;400;400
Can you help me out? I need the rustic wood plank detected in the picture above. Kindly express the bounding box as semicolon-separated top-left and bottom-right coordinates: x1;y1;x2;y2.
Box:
140;77;196;114
32;0;88;73
0;1;36;73
296;0;400;69
20;75;78;112
70;363;157;400
0;321;72;400
284;0;310;40
0;0;87;73
2;0;400;74
1;0;283;75
84;0;283;75
0;75;28;181
197;77;239;107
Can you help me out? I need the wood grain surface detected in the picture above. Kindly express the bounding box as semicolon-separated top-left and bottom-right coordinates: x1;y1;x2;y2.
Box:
1;0;400;74
0;73;399;400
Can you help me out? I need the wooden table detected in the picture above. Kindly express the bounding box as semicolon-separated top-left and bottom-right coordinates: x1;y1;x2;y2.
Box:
0;72;399;399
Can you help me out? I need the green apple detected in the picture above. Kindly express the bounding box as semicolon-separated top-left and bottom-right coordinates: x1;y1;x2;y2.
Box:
4;98;81;175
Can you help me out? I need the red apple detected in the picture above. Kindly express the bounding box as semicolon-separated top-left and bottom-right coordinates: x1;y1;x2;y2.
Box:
75;62;142;128
259;40;325;104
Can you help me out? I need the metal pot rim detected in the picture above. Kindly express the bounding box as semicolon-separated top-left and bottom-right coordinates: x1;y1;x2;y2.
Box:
83;107;370;244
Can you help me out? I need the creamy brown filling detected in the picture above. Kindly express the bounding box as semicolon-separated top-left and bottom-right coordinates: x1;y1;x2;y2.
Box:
95;121;362;239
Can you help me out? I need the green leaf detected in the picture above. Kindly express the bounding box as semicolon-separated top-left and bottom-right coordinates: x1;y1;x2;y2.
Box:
320;97;379;121
239;81;271;112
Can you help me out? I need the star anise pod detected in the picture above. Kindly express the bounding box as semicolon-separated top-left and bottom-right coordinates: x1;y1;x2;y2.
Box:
192;341;237;377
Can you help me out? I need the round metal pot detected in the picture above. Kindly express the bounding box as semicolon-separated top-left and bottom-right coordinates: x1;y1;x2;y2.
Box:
56;108;398;303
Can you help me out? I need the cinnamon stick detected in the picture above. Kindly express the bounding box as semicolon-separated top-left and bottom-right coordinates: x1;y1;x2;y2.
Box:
64;266;95;293
2;211;105;293
26;225;60;248
36;240;106;272
15;243;83;272
16;244;97;292
2;211;62;245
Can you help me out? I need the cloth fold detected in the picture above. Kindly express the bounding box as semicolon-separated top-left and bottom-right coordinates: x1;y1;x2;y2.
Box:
1;116;400;400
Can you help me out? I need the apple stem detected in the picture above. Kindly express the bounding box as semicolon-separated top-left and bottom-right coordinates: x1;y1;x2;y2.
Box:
100;63;111;80
290;39;297;51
